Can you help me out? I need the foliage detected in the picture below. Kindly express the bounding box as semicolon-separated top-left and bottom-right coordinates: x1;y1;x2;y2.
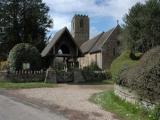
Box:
110;50;139;81
91;91;156;120
8;43;42;71
118;47;160;102
82;63;106;82
105;69;112;80
0;0;53;59
150;104;160;120
0;81;56;89
122;0;160;53
0;61;8;71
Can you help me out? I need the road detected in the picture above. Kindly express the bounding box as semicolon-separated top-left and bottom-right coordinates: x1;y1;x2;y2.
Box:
0;94;68;120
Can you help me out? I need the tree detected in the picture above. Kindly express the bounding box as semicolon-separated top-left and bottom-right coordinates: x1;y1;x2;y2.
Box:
0;0;53;59
122;0;160;53
8;43;42;71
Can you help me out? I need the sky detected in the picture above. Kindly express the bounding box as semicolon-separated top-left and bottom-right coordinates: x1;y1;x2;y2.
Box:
43;0;146;38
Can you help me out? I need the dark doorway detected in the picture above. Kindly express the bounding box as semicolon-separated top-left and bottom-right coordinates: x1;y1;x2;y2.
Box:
59;44;70;54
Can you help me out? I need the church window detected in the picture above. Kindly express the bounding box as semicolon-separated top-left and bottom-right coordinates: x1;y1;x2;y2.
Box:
80;19;83;28
113;48;116;56
72;22;75;30
117;41;120;46
0;27;5;33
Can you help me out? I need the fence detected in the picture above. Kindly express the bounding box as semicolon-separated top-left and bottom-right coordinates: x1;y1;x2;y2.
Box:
0;70;46;82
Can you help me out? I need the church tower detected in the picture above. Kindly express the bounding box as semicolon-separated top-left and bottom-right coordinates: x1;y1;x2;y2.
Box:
71;15;89;46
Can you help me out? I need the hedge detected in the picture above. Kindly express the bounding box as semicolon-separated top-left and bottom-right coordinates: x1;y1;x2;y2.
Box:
118;47;160;102
8;43;42;71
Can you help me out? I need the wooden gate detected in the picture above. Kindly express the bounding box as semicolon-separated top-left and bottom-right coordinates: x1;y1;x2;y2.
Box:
56;71;74;83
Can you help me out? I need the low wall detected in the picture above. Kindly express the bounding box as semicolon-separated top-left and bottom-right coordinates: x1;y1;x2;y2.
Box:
0;70;45;82
114;85;156;109
0;71;8;82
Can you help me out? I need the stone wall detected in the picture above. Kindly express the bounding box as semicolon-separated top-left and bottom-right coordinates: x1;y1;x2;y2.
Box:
114;85;156;109
0;70;45;82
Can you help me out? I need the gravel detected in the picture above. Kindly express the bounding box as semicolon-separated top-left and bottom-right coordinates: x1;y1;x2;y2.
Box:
14;84;119;120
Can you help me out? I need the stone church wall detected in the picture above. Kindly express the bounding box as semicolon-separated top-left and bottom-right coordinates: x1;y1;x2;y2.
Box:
79;52;102;69
102;28;120;69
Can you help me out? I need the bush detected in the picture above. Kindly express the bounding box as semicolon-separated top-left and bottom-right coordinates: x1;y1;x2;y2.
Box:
130;52;143;60
82;63;106;82
118;47;160;102
8;43;42;71
105;69;112;80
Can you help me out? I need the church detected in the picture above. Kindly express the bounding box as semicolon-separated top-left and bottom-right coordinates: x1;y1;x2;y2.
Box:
41;15;121;70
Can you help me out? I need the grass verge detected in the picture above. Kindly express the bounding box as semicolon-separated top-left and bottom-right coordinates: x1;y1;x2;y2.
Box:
79;79;114;85
0;81;56;89
90;91;153;120
111;50;139;81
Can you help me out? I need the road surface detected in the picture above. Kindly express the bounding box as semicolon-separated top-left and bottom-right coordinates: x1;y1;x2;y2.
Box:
0;94;68;120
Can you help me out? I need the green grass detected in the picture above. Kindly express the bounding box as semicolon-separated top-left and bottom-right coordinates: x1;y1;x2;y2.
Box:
79;79;114;85
91;91;153;120
110;50;139;80
0;81;56;89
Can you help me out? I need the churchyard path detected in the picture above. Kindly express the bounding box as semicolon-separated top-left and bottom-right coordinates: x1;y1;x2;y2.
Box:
2;84;119;120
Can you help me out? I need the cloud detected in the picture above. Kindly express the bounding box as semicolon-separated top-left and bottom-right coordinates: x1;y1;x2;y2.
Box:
90;26;101;38
52;14;71;31
43;0;146;37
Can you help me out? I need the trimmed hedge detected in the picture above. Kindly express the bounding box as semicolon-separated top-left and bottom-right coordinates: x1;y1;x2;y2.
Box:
82;63;106;82
118;47;160;102
8;43;42;71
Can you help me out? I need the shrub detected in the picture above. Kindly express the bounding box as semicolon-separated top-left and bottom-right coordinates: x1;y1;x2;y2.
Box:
118;47;160;102
8;43;42;71
130;52;143;60
82;63;106;82
105;69;112;80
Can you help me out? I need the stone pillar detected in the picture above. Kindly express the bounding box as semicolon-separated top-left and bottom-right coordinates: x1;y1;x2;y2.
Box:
74;68;85;83
45;67;56;83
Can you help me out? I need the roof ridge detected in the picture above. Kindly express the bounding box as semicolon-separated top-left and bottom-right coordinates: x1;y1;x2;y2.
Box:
101;27;116;46
88;32;104;53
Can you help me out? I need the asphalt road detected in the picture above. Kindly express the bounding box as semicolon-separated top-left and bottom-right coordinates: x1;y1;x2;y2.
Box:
0;94;68;120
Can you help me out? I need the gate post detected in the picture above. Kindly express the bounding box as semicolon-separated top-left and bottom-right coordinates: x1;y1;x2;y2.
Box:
74;68;85;83
45;67;56;83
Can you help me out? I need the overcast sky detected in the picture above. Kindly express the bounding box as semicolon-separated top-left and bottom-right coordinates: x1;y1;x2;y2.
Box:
43;0;146;38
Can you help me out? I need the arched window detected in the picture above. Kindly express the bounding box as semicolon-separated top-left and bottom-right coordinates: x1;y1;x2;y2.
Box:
0;27;4;33
80;19;83;28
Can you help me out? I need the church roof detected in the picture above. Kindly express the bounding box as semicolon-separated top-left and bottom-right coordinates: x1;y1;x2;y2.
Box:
90;27;115;53
80;25;120;54
80;32;104;54
41;27;81;57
